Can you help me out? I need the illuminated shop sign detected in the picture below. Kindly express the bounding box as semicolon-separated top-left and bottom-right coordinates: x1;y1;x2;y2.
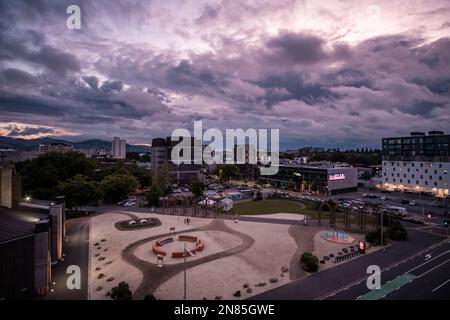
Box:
328;173;346;181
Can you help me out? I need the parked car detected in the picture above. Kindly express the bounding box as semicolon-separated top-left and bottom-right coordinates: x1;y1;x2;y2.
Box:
122;201;136;207
400;199;409;204
409;201;417;206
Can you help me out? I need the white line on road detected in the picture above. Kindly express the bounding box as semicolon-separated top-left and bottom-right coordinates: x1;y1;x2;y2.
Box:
416;259;450;279
407;250;449;274
432;279;450;292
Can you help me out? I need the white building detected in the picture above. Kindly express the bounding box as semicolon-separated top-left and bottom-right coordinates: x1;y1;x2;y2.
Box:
381;131;449;197
112;137;126;159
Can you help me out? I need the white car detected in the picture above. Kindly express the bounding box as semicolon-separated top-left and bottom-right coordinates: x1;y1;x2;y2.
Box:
409;201;416;206
122;201;136;207
380;196;387;201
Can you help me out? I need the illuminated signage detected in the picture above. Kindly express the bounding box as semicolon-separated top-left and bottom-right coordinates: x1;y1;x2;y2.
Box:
358;240;366;254
328;173;346;181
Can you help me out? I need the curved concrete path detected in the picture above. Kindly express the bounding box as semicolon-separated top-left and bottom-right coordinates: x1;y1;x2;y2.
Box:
121;219;255;299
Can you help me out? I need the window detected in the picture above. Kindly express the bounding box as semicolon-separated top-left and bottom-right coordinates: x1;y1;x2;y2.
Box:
429;176;432;180
393;178;396;182
416;181;419;184
412;163;415;167
434;182;437;187
407;180;410;184
412;174;415;178
434;170;437;174
425;181;428;186
439;164;442;168
385;178;388;182
439;176;442;181
425;169;428;173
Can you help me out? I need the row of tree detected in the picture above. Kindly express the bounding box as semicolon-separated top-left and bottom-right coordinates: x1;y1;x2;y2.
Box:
17;152;152;211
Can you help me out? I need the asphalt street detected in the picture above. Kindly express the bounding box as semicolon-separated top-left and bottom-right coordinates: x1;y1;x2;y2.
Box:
251;224;448;300
46;218;90;300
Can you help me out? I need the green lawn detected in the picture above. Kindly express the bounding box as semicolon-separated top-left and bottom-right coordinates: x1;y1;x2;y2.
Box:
231;199;312;215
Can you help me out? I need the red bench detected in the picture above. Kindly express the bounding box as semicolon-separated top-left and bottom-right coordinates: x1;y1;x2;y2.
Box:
152;245;167;256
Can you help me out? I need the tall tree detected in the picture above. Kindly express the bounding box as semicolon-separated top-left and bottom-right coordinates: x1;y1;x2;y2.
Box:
100;174;139;203
58;175;100;212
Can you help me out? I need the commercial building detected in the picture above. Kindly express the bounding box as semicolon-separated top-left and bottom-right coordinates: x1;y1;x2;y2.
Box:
381;131;450;196
151;137;203;184
261;164;357;195
39;143;74;153
112;136;126;159
0;166;65;299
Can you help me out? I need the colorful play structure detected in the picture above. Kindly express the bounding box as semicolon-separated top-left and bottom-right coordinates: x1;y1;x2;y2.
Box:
321;230;355;244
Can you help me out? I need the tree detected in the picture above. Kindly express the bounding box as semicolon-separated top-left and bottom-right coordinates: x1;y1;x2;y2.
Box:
300;252;319;273
110;281;132;300
130;166;152;192
18;151;97;199
146;188;162;207
190;180;203;199
58;175;100;212
217;164;240;182
386;221;408;240
153;163;172;195
100;174;139;203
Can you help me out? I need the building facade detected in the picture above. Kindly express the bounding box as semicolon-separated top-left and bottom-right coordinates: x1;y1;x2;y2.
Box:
111;137;126;159
261;164;357;195
151;137;203;184
381;131;450;196
39;143;74;153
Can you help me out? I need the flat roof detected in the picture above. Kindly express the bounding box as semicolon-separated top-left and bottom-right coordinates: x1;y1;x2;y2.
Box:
0;209;48;244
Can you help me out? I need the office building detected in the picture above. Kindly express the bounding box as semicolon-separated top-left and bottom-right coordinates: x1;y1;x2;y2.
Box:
112;137;126;159
151;137;203;184
381;131;449;196
261;164;357;195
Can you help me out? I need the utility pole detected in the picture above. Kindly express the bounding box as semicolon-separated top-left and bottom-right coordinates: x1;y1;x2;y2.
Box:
183;241;187;300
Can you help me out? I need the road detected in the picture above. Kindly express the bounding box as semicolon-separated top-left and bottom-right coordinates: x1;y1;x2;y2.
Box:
251;224;448;300
328;241;450;300
46;218;90;300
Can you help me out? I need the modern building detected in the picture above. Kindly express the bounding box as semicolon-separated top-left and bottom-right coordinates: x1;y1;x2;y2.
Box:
39;143;74;154
0;166;65;299
111;136;126;159
151;137;203;184
261;164;358;195
381;131;450;196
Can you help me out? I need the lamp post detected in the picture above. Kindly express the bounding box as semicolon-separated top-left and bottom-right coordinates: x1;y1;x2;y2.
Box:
183;241;187;300
443;170;448;217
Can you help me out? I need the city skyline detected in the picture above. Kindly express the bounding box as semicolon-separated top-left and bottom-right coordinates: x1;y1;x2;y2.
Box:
1;0;450;149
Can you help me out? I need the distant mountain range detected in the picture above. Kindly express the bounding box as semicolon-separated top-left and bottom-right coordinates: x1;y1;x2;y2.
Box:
0;136;151;153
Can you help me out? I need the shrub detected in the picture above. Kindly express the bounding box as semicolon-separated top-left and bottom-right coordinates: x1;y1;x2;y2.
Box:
255;191;263;201
365;230;387;245
300;252;319;273
110;281;132;300
143;294;157;300
387;221;408;241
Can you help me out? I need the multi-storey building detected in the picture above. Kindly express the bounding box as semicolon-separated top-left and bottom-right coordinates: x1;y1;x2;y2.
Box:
38;143;74;154
150;137;203;184
381;131;449;196
111;137;126;159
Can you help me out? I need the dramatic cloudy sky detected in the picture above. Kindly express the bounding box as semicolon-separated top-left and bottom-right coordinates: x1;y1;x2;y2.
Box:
0;0;449;149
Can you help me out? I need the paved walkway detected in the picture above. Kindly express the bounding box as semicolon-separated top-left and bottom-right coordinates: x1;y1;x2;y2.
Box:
120;218;255;299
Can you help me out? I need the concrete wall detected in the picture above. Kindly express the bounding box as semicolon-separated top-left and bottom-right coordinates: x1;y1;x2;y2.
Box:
34;230;50;294
49;205;63;261
0;167;13;208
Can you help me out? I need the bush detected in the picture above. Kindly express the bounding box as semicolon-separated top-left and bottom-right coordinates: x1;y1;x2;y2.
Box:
387;221;408;241
365;230;387;245
143;294;157;300
255;191;263;201
110;281;132;300
300;252;319;273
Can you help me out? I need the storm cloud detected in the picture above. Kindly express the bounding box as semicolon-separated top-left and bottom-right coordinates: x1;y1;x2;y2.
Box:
0;0;449;148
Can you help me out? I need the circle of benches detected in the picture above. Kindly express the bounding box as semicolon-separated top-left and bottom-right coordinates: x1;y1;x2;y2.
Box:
152;235;205;258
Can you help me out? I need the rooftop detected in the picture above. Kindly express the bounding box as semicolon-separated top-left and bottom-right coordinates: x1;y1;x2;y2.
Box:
0;209;48;244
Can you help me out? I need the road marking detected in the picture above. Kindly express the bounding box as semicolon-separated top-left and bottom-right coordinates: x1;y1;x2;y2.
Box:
432;279;450;292
416;259;450;279
408;250;449;274
315;240;449;300
356;273;416;300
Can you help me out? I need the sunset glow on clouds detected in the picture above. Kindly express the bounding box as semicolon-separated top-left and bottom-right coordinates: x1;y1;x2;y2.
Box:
0;0;449;148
